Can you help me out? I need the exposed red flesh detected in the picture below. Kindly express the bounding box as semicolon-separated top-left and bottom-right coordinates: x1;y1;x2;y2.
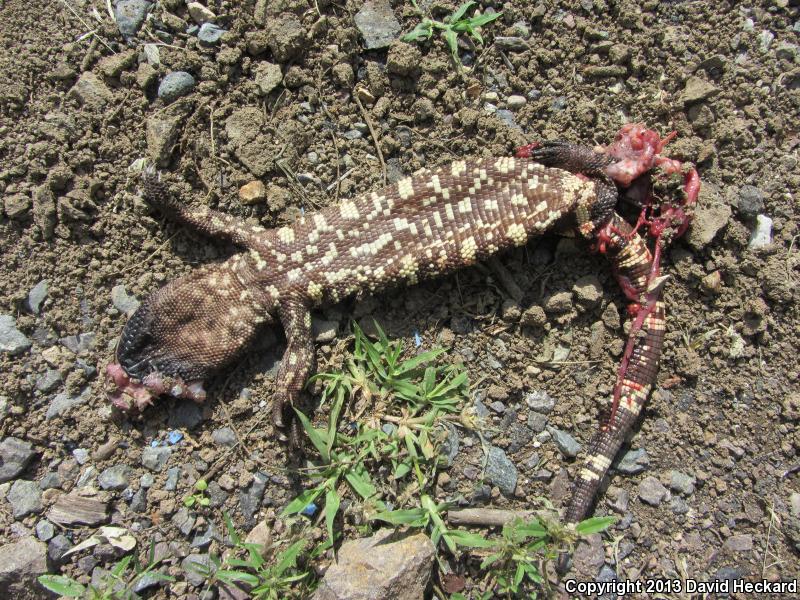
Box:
599;125;700;428
106;363;207;413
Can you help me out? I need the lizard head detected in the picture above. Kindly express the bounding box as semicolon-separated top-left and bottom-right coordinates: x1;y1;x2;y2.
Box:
107;257;275;412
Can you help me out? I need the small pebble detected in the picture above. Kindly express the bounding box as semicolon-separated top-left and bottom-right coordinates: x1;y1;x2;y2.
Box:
157;72;196;103
506;94;527;109
187;1;216;24
238;181;266;205
197;23;226;44
638;476;669;506
0;315;31;356
27;280;49;315
748;214;773;249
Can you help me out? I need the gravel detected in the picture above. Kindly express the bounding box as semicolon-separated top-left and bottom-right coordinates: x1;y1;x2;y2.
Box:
548;427;582;458
113;0;152;37
26;280;49;314
638;476;670;506
141;446;172;472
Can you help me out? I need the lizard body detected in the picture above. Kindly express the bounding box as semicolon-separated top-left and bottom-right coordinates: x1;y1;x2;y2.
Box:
106;127;697;561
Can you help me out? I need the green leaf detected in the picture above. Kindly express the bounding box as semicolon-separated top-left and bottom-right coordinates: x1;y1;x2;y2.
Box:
281;486;324;517
446;529;495;548
513;562;525;588
183;495;196;508
198;496;210;506
513;519;549;539
371;507;427;526
324;486;341;545
394;349;443;376
344;469;377;500
135;571;175;584
393;460;412;480
37;575;86;597
111;554;134;577
450;1;476;23
195;479;208;491
575;516;616;536
294;408;329;462
443;28;459;61
480;553;502;569
465;11;503;28
216;570;260;586
223;511;241;545
390;379;422;401
274;539;306;577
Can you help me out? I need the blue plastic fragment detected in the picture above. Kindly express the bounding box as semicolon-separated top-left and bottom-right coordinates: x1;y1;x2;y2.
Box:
414;330;422;347
150;440;160;447
167;430;184;445
300;502;318;517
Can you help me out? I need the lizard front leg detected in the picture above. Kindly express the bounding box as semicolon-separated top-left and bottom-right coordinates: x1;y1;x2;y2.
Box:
273;298;316;443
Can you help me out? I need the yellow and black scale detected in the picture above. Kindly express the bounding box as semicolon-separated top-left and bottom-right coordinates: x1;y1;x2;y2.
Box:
116;147;666;539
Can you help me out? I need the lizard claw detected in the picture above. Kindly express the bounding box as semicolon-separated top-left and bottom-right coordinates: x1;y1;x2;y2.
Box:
272;394;287;429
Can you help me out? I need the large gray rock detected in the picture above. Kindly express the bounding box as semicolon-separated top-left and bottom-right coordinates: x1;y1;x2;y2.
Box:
354;0;402;50
484;446;518;496
114;0;153;37
0;315;31;356
7;480;43;518
686;183;730;251
0;536;48;598
0;437;37;482
313;529;435;600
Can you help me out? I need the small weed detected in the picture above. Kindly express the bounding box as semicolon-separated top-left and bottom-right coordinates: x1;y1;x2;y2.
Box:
373;494;491;555
402;0;503;66
284;321;469;547
287;322;615;597
38;542;174;599
375;501;614;597
183;478;211;508
186;512;320;600
280;408;381;547
477;515;615;597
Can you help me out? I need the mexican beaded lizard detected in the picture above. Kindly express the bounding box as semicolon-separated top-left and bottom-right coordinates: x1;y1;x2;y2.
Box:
107;124;699;557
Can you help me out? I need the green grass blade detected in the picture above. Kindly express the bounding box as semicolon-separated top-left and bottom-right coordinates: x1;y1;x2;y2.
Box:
324;487;341;546
281;486;324;517
344;469;377;500
446;529;495;548
274;539;306;576
450;1;476;23
575;516;616;536
371;507;427;526
217;570;260;586
37;575;86;597
294;408;330;462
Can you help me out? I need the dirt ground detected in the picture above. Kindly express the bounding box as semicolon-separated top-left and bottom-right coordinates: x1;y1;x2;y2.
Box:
1;0;798;598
